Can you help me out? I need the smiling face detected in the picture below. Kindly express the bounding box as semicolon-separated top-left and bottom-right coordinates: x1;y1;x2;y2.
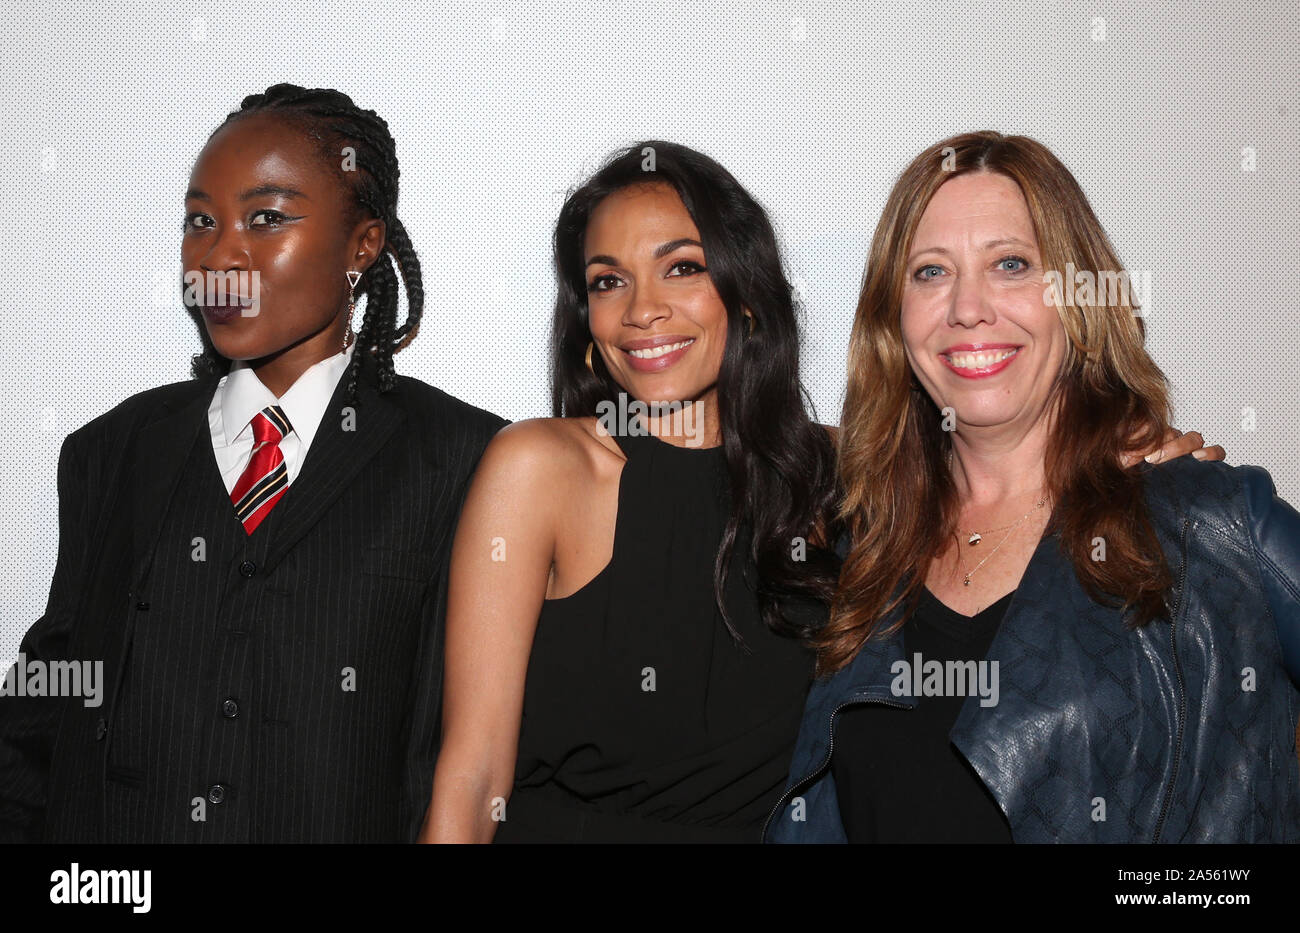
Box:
182;112;382;377
583;182;729;412
900;170;1067;438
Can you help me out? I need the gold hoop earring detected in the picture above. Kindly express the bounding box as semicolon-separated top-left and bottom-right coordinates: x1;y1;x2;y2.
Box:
344;270;361;352
585;341;595;373
743;309;755;335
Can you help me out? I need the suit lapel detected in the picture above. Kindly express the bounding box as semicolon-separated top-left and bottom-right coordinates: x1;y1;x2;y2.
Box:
260;354;406;570
130;381;219;590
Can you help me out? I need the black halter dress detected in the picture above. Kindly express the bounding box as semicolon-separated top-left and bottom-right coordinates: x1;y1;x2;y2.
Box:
493;428;817;843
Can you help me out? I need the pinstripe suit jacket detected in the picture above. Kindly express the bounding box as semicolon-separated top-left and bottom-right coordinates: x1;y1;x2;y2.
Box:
0;352;505;842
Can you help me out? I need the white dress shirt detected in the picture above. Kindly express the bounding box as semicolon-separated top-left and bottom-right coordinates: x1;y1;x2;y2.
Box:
209;343;355;495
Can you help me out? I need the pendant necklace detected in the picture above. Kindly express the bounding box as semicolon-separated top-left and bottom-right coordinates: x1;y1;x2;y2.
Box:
960;495;1048;586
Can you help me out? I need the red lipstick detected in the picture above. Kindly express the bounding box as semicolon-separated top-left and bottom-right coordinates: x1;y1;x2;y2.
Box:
939;343;1021;380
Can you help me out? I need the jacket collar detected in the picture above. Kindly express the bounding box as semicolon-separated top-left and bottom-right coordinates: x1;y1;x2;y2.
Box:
219;342;355;452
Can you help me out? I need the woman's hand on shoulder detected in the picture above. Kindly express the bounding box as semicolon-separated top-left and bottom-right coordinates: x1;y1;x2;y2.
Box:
1127;428;1226;467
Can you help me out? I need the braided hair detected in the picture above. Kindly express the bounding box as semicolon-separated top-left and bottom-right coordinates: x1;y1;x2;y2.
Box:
190;83;422;405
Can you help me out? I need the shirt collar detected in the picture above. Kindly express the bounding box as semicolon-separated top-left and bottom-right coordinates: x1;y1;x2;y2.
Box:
220;342;355;448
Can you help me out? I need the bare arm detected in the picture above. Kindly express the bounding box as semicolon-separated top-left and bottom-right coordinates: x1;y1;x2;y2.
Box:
419;422;562;843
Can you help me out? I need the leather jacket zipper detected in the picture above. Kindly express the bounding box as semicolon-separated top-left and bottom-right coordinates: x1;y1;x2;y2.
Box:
762;694;911;842
1152;517;1190;843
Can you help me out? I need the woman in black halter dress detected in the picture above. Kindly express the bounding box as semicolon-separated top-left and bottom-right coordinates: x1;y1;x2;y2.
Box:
422;141;841;843
494;428;815;842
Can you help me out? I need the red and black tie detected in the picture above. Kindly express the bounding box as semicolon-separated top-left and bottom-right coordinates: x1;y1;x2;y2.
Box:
230;405;293;534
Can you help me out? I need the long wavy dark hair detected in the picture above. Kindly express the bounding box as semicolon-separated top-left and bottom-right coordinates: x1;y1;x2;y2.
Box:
551;140;841;640
189;83;423;406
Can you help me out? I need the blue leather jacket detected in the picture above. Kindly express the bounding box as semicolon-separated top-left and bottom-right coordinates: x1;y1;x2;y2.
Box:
765;458;1300;843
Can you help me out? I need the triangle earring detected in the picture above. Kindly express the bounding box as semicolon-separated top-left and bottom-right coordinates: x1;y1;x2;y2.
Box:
343;270;360;352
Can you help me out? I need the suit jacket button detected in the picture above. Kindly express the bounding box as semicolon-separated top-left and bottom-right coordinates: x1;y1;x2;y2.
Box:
221;698;239;719
239;560;256;578
208;784;226;805
94;718;107;741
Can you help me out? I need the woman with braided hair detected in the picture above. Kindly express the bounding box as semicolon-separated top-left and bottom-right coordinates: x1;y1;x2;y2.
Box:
188;83;423;402
0;84;505;843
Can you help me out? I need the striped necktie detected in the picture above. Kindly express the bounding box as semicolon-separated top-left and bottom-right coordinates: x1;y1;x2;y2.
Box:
230;405;294;534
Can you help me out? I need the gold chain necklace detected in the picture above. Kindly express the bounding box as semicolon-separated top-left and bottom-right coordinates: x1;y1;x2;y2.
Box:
961;496;1047;546
959;495;1048;586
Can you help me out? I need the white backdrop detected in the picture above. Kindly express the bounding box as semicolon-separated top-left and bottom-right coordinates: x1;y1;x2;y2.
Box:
2;0;1297;656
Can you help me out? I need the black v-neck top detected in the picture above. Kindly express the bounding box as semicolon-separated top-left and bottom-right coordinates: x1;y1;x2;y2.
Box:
832;586;1016;843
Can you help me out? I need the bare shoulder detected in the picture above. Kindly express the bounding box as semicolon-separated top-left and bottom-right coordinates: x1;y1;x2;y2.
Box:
477;416;623;489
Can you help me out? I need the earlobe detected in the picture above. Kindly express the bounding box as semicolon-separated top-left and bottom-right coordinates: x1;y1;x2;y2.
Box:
352;219;387;274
